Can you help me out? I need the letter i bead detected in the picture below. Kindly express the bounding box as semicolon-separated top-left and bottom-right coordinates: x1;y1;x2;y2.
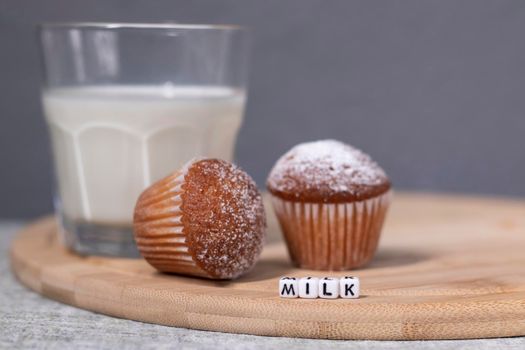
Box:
299;277;319;298
279;277;298;298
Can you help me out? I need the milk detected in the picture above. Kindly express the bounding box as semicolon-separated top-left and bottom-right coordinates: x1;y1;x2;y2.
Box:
43;85;245;225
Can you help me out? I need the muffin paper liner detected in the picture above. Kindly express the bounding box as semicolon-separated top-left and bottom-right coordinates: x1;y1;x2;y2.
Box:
271;191;391;270
133;163;209;277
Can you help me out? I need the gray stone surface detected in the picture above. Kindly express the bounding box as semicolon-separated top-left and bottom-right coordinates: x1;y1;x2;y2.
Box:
1;221;524;350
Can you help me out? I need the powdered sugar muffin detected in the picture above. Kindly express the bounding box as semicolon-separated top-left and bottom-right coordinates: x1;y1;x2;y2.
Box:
267;140;391;270
134;158;266;279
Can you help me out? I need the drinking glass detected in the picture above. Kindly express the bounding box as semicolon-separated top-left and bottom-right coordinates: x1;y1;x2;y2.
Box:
39;22;250;257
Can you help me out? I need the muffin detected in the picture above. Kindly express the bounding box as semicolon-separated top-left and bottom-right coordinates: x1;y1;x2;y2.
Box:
267;140;391;270
134;158;266;279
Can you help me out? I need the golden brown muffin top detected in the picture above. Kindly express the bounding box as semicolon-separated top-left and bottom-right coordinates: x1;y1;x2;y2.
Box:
267;140;391;203
182;159;266;279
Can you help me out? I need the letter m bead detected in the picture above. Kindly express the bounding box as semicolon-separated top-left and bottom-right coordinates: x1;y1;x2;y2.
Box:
279;277;298;298
340;276;360;299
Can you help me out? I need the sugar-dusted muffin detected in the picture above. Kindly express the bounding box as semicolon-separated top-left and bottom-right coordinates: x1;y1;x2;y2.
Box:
267;140;391;270
134;158;266;280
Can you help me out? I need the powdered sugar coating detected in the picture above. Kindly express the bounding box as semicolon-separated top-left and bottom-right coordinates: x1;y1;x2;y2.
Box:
182;159;266;279
267;140;390;202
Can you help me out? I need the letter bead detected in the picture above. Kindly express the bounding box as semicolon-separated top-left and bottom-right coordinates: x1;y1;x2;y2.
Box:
319;277;339;299
299;277;319;298
279;277;298;298
340;276;360;299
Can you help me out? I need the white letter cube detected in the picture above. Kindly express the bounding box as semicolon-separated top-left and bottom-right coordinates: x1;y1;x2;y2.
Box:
299;277;319;298
279;277;298;298
340;276;360;299
319;277;339;299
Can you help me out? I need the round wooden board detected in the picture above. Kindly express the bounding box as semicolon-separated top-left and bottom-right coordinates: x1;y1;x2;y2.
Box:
9;192;525;340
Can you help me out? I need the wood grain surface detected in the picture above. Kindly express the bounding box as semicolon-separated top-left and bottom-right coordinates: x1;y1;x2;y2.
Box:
9;192;525;340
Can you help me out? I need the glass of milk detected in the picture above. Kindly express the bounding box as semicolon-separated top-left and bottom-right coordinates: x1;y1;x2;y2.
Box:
39;23;249;257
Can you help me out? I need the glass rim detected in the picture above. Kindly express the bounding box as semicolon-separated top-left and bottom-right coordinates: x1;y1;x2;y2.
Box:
39;21;245;31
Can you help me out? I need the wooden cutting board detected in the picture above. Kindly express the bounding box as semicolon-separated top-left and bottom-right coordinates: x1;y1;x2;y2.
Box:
9;192;525;340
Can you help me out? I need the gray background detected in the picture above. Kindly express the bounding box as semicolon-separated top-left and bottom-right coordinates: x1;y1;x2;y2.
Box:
1;0;525;219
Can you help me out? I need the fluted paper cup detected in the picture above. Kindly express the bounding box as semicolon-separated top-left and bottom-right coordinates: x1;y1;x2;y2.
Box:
271;191;391;270
133;166;209;277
